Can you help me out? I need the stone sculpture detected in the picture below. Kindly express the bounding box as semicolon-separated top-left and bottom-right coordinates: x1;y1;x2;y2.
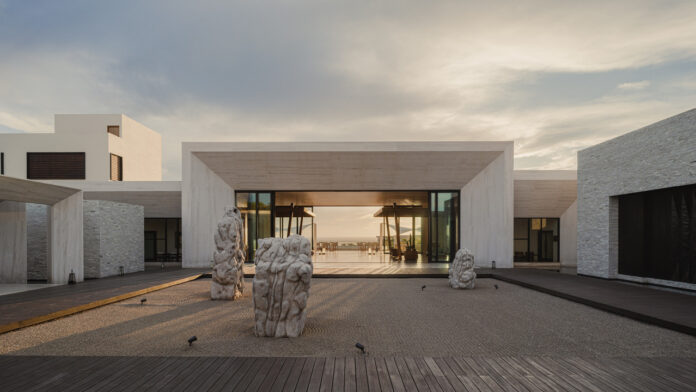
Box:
253;234;313;338
211;206;245;300
449;248;476;289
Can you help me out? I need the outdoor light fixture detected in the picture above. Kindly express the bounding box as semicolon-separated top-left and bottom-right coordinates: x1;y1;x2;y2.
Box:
68;269;76;285
119;266;125;276
421;285;426;291
355;342;365;354
188;336;197;346
140;298;147;305
494;284;499;290
492;260;496;269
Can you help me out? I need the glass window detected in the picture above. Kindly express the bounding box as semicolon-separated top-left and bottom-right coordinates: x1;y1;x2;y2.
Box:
515;217;559;262
429;191;459;262
236;192;275;262
514;218;529;261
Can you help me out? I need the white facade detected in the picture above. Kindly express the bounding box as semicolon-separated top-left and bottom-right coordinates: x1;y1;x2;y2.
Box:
514;170;578;271
0;114;161;181
182;141;515;269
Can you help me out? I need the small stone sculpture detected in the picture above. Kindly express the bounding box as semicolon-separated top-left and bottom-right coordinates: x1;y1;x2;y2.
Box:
253;235;313;338
449;248;476;289
211;206;245;300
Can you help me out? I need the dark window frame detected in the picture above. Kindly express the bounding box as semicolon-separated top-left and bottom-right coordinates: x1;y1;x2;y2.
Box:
427;191;461;263
144;218;182;262
235;191;276;262
513;217;560;262
26;152;86;180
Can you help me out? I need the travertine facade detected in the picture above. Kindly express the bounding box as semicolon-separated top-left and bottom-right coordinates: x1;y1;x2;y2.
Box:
83;200;144;278
211;207;245;300
578;108;696;287
253;235;313;338
449;248;476;289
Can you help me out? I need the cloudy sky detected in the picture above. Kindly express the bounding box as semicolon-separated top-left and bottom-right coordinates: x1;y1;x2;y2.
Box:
1;0;695;180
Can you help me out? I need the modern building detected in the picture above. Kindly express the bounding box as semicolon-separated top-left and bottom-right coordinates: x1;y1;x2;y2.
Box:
0;115;166;283
0;114;161;181
578;108;696;290
2;108;693;290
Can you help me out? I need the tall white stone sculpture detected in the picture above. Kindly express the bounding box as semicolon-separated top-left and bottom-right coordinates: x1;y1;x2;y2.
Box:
253;235;313;338
211;206;245;300
449;248;476;289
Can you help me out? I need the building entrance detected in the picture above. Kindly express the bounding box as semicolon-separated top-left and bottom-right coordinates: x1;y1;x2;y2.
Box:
235;191;459;263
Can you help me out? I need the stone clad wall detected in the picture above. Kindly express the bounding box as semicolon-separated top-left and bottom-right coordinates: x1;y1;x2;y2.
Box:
577;108;696;284
26;203;49;281
83;200;144;278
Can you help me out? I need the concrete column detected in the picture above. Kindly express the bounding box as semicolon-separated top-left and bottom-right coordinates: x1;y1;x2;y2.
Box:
182;153;235;268
559;200;577;273
0;201;27;283
49;191;84;284
459;146;514;268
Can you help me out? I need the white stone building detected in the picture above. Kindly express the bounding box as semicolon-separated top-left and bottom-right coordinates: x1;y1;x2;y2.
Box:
578;108;696;290
16;109;692;289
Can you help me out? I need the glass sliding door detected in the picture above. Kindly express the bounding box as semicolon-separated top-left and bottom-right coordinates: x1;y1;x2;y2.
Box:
513;218;559;262
428;191;460;262
236;191;274;262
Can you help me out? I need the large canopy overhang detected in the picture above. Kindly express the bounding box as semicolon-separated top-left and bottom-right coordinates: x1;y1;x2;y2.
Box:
0;176;79;205
186;141;509;191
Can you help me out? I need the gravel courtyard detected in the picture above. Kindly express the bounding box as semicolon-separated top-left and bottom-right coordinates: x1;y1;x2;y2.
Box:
2;278;695;357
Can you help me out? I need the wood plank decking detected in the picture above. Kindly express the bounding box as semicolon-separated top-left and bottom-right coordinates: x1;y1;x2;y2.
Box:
0;355;694;391
0;268;209;334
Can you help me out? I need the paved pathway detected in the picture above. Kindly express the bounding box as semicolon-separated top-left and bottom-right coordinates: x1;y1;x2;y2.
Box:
1;355;694;391
487;268;696;336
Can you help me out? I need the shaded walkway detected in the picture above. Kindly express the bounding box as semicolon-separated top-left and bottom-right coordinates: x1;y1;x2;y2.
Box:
0;267;209;334
488;268;696;336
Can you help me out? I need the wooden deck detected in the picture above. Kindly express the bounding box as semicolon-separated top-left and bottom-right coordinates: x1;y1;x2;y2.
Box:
0;268;209;334
0;355;694;391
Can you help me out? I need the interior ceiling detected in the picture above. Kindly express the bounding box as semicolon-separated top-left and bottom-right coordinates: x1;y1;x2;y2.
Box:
196;150;501;191
514;180;578;217
275;191;429;207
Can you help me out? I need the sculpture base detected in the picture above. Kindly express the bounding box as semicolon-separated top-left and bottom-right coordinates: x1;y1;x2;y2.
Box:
449;276;476;290
211;281;242;300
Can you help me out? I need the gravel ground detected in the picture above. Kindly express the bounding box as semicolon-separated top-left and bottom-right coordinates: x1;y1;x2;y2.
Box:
1;278;695;357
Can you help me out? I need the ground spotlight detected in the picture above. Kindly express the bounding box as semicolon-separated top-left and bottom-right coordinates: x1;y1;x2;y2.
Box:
188;336;198;346
140;298;147;305
355;342;365;354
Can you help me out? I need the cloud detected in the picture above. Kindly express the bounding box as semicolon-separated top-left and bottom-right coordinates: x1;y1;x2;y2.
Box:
618;81;651;90
1;1;695;179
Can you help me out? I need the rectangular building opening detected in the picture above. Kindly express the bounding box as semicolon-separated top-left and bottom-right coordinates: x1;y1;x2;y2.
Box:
619;183;696;284
107;125;120;137
27;152;86;180
235;190;459;263
514;218;560;262
110;153;123;181
144;218;182;262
